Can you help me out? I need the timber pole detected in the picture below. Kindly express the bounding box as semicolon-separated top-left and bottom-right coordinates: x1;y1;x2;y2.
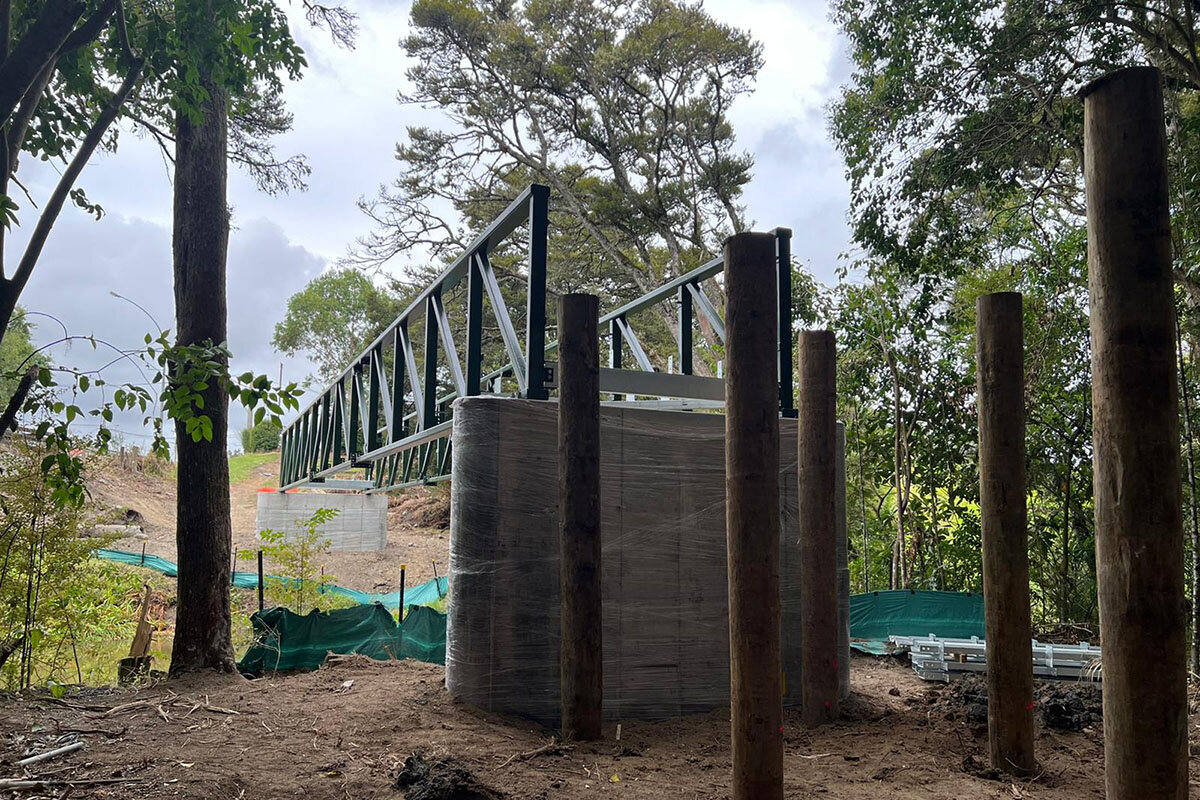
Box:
1083;65;1187;800
558;292;603;741
976;291;1036;776
797;329;839;725
723;231;784;800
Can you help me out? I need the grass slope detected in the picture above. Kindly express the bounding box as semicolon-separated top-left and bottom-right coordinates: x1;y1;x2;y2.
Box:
228;451;278;484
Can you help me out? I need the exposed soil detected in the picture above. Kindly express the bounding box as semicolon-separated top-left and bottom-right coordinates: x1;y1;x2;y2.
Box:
86;455;452;590
2;654;1190;799
921;674;1104;732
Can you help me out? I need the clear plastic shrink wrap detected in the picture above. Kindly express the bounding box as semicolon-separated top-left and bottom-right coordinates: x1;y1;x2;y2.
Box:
446;396;850;724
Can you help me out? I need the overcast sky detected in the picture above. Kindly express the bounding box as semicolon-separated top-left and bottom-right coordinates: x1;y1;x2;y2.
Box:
6;0;853;451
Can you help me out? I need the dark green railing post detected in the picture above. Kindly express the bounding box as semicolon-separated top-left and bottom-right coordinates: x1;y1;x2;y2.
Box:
466;251;485;397
332;380;345;464
678;284;693;375
348;363;362;463
367;345;381;452
390;328;405;441
775;227;795;418
525;185;550;400
610;317;624;369
423;294;440;428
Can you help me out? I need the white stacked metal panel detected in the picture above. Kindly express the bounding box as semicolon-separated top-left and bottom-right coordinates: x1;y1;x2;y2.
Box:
891;634;1103;682
255;491;388;552
446;396;849;724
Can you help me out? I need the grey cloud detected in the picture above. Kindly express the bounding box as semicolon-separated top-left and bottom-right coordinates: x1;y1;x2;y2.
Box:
13;209;326;450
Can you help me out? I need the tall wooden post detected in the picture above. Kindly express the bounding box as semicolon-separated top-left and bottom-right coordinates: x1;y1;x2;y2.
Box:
724;232;784;800
1083;66;1187;800
976;291;1036;776
558;292;602;741
797;330;839;725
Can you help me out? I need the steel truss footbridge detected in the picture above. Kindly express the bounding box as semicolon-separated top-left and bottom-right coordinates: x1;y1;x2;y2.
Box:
278;185;796;492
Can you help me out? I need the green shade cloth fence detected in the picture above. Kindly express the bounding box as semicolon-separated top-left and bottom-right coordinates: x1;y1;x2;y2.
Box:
849;590;985;654
236;602;447;676
98;547;982;663
93;548;448;610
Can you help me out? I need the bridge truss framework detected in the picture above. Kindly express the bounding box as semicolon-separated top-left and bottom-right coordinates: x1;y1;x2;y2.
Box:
278;184;796;493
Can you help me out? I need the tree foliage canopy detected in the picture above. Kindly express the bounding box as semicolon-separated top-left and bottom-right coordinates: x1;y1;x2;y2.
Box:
272;268;405;384
357;0;760;297
830;0;1200;285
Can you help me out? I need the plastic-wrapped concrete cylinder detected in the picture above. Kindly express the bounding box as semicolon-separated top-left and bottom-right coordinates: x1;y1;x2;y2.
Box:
446;396;849;724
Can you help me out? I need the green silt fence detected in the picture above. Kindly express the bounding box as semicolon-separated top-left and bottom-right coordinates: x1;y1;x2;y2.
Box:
848;590;985;654
93;547;447;610
237;602;446;676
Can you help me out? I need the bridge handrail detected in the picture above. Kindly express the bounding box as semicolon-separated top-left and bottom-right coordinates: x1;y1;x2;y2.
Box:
278;186;795;492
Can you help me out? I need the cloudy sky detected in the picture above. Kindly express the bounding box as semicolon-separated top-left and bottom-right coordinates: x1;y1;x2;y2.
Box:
7;0;853;450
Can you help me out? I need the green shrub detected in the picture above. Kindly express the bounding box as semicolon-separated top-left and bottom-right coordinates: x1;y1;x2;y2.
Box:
244;508;350;614
240;419;281;453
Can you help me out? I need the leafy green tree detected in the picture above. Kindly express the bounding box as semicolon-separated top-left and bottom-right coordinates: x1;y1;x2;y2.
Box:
241;419;281;452
160;0;351;675
0;0;352;679
0;0;147;354
352;0;763;369
0;309;47;408
273;268;405;384
829;0;1200;295
825;0;1199;636
0;0;318;457
0;438;96;688
249;508;345;615
833;198;1098;628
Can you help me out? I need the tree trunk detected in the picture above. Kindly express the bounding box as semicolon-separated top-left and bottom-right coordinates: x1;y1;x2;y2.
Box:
1060;453;1072;625
1179;324;1200;673
928;443;945;589
854;406;869;593
168;13;235;675
888;358;907;589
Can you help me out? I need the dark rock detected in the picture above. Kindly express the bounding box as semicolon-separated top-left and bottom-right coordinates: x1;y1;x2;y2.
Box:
1036;682;1102;732
394;754;505;800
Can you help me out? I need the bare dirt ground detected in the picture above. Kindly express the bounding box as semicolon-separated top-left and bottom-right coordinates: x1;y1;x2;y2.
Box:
87;455;452;590
1;654;1183;799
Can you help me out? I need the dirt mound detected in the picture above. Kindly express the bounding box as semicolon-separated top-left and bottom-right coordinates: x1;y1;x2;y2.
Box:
929;674;1102;731
389;487;450;530
395;754;505;800
1036;681;1102;731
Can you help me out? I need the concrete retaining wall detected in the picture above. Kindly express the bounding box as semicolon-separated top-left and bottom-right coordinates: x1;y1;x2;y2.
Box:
255;491;388;552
